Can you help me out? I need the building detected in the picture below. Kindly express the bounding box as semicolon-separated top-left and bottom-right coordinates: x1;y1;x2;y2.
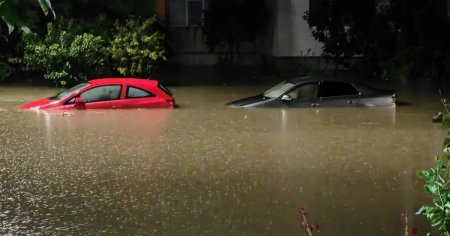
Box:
155;0;323;69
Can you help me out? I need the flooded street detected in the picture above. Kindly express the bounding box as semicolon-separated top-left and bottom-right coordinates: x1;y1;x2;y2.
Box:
0;83;447;235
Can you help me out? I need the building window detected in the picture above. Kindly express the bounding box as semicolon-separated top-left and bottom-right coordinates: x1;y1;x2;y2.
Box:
170;0;205;27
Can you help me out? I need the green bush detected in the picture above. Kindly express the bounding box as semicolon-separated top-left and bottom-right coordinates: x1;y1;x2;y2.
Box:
0;61;14;81
110;16;166;77
16;15;166;85
417;99;450;235
20;18;109;86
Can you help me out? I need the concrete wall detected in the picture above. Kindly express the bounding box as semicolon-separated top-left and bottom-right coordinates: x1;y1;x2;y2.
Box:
168;27;261;65
271;0;322;57
166;0;323;65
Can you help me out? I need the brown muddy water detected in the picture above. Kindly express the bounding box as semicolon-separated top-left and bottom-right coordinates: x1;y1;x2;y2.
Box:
0;83;447;235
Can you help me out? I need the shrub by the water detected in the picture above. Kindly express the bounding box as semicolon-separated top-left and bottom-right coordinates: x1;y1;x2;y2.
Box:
110;16;166;78
19;19;108;86
417;98;450;235
17;15;166;86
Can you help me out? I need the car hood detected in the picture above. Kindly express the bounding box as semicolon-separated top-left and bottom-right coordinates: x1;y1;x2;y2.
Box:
228;95;269;107
20;98;57;110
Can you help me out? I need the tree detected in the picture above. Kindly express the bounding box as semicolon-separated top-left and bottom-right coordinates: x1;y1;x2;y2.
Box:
0;0;54;81
203;0;268;65
0;0;54;35
303;0;391;77
388;0;450;82
303;0;450;81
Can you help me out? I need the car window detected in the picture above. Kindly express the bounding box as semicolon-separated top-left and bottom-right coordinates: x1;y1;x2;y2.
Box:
66;97;75;105
158;83;172;96
287;83;317;100
80;85;122;103
263;81;295;98
127;86;154;98
318;82;359;97
50;83;89;100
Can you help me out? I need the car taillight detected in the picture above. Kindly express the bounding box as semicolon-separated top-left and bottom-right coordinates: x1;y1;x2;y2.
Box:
166;98;176;108
391;93;396;105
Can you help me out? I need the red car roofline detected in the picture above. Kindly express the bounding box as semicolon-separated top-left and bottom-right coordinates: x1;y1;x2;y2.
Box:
88;78;159;87
87;78;171;99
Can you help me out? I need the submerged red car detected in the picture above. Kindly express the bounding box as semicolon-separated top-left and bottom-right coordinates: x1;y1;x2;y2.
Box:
20;78;176;110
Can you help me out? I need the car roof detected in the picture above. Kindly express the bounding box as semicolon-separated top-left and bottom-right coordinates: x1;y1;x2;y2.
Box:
88;78;158;87
288;76;359;84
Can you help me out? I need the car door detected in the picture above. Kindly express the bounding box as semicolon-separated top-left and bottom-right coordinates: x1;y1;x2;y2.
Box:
76;85;122;109
317;81;360;107
118;86;168;108
277;82;319;107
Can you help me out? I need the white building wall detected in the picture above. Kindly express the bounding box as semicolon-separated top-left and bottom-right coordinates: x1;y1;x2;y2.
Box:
272;0;322;57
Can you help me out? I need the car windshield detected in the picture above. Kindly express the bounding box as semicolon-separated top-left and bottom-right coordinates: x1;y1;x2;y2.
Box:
49;83;89;100
263;81;295;98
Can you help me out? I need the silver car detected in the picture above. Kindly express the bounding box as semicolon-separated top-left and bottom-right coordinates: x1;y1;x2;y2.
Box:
228;76;396;108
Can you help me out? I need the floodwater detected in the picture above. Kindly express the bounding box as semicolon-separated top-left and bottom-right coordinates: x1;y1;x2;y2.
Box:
0;83;447;235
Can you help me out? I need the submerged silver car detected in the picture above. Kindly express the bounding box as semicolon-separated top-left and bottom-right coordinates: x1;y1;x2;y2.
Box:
228;76;396;108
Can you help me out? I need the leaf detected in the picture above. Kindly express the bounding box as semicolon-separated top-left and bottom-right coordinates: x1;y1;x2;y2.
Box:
432;218;443;227
417;205;428;215
37;0;55;19
0;0;29;34
418;170;430;179
2;16;14;33
19;26;30;34
439;173;446;183
425;184;439;194
444;138;450;148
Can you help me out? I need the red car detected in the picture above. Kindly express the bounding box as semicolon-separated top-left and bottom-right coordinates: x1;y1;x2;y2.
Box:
20;78;176;110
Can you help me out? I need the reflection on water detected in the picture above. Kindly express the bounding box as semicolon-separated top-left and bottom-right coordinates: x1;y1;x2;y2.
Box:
0;85;446;235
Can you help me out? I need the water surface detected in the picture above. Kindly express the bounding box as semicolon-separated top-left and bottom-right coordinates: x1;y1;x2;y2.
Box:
0;84;446;235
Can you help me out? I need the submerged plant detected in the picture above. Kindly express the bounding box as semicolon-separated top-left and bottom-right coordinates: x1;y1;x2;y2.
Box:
417;97;450;236
400;213;419;236
297;207;320;235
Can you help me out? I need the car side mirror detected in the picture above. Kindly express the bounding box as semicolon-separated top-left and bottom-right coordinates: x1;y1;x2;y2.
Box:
74;97;85;105
281;94;292;102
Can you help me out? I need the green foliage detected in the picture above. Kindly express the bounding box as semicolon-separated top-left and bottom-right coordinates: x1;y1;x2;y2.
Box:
110;16;166;77
417;157;450;235
0;61;13;81
0;0;54;35
13;15;166;85
20;18;108;86
417;99;450;235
